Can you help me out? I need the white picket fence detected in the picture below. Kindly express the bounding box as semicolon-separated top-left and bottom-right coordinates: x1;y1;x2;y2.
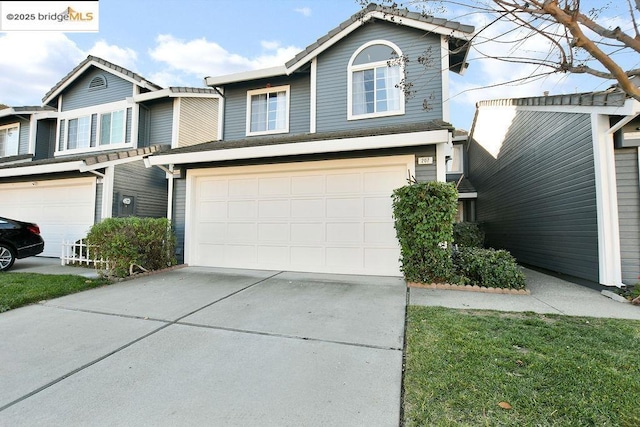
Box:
60;239;106;268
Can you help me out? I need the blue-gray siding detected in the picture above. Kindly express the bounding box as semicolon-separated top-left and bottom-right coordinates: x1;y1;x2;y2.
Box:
172;178;186;264
223;74;310;140
138;105;150;147
61;67;134;111
148;99;174;145
112;161;167;218
469;110;599;282
35;119;56;160
414;145;437;182
316;20;443;133
615;147;640;285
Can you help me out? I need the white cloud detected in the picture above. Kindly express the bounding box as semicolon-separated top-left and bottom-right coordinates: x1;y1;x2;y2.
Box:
0;32;84;105
88;40;138;70
295;7;312;17
148;34;302;86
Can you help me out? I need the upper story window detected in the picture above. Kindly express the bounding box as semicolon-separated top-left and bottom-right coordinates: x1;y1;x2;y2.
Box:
0;123;19;157
246;85;289;136
58;108;129;153
348;40;405;120
446;144;464;173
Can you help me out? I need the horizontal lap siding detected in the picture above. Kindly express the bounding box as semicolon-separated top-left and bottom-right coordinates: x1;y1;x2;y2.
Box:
224;74;310;140
62;68;133;111
112;160;167;218
316;20;443;133
178;98;219;147
469;110;599;282
615;148;640;285
148;99;174;145
414;145;436;182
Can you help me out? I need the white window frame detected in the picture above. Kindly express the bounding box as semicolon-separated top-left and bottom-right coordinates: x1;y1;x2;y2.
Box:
246;85;290;136
347;40;405;121
55;101;133;156
0;122;20;157
446;144;464;173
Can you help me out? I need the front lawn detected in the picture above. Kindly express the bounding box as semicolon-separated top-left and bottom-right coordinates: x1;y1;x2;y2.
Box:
404;306;640;426
0;273;110;313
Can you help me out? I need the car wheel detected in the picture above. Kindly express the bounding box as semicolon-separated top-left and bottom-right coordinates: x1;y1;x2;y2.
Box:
0;244;16;271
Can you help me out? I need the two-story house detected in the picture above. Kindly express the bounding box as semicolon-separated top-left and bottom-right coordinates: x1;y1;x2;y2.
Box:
0;55;221;257
148;3;474;276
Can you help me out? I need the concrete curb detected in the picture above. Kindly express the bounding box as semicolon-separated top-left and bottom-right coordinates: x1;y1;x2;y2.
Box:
600;290;631;304
407;282;531;295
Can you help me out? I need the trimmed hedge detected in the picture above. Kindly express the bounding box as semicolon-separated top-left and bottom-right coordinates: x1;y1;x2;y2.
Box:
453;247;526;290
453;222;485;248
392;181;458;283
87;217;177;278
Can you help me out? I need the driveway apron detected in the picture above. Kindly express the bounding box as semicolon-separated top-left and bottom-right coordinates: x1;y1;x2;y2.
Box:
0;267;406;426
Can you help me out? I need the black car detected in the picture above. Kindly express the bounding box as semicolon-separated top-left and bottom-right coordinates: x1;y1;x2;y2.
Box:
0;217;45;271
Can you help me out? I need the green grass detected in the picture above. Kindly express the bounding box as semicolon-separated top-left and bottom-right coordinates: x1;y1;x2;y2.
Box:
0;273;111;313
404;306;640;427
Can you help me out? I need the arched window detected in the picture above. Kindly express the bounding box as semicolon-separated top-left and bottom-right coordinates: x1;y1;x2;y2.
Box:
348;40;405;120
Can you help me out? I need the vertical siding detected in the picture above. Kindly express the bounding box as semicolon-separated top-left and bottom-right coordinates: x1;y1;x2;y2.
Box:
414;145;437;182
112;160;168;218
148;99;174;145
223;74;310;140
316;20;443;133
469;110;599;282
61;67;134;111
615;148;640;285
178;98;219;147
172;178;186;264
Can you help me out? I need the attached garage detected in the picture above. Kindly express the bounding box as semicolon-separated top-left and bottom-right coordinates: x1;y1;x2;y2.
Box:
186;156;414;276
0;177;96;257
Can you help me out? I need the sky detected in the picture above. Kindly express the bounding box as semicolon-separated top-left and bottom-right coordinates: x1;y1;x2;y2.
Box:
0;0;637;131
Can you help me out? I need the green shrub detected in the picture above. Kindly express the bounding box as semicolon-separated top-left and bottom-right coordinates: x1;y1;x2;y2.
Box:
453;247;526;289
392;181;458;283
87;217;177;278
453;222;485;248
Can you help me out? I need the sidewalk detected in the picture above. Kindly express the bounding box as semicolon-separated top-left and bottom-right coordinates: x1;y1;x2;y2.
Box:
409;267;640;320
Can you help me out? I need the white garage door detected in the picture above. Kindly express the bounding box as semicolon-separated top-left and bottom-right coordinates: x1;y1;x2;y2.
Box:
188;156;414;276
0;177;96;257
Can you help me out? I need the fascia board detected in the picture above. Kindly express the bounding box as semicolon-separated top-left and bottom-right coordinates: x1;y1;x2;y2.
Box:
0;161;85;177
133;89;220;103
148;129;449;166
204;66;287;87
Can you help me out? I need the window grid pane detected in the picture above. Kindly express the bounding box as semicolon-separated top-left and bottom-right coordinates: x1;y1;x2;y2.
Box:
250;90;286;133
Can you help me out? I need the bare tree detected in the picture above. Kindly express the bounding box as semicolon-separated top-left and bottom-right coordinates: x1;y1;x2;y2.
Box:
360;0;640;101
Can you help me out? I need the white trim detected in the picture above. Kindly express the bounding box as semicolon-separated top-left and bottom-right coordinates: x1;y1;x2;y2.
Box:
132;88;221;102
591;113;623;287
435;142;447;182
57;100;130;119
28;115;37;155
172;98;181;149
245;85;290;136
347;40;405;121
131;103;140;148
149;129;450;166
217;89;224;141
458;192;477;199
204;66;286;87
441;37;450;123
310;58;317;133
167;164;174;222
0;161;85;177
101;166;115;220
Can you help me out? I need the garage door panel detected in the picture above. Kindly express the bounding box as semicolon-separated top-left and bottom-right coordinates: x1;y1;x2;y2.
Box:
0;178;95;258
189;157;409;275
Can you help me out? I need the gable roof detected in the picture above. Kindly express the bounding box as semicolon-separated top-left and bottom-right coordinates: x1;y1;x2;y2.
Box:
205;3;474;87
42;55;163;105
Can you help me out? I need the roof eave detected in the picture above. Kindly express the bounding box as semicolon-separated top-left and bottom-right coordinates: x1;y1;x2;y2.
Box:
204;66;287;87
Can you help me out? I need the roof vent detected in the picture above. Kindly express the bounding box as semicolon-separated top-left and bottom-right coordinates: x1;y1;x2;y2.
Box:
89;74;107;91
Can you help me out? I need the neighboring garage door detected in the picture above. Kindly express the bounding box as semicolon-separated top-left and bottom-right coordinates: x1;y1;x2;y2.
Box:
188;156;414;276
0;177;96;257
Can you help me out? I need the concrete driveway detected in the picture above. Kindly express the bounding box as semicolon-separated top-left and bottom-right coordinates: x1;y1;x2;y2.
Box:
0;267;407;426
